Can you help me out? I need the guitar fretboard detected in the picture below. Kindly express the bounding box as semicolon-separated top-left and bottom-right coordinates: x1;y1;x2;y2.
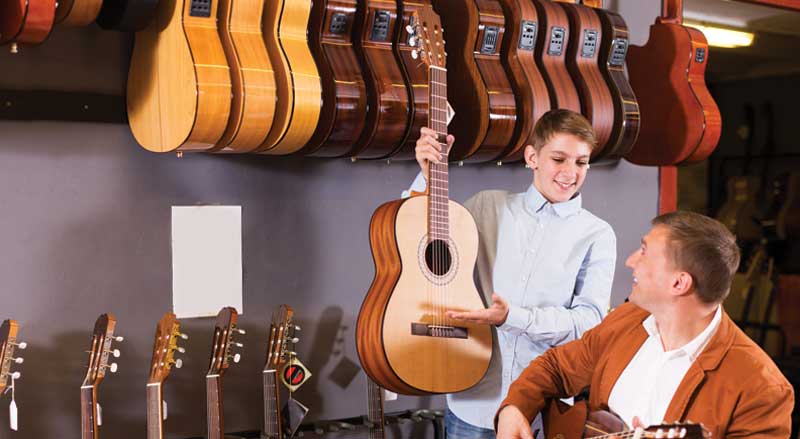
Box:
262;369;282;439
206;375;224;439
80;385;97;439
146;383;164;439
428;65;450;242
366;379;385;439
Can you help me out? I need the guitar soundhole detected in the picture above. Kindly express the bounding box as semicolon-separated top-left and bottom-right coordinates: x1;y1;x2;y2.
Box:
425;239;452;276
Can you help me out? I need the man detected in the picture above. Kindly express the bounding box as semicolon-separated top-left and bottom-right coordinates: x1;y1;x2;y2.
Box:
407;109;617;438
496;211;794;439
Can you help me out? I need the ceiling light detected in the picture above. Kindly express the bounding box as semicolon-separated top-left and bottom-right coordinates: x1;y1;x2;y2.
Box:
684;22;755;48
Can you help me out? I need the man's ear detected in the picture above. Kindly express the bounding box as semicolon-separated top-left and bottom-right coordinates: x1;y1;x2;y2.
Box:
672;271;694;297
524;145;537;170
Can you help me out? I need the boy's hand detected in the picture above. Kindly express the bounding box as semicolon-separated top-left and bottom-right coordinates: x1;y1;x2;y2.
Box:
415;127;455;177
496;405;534;439
447;293;510;326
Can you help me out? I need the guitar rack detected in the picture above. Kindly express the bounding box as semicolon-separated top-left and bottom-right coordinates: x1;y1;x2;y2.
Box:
0;89;126;123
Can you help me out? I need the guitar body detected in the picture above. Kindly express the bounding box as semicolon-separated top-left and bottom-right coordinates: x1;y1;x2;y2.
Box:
592;8;639;161
304;0;368;157
357;196;492;394
496;0;550;162
561;2;613;159
127;0;232;152
258;0;321;155
214;0;276;152
681;26;721;163
0;0;55;45
352;0;412;159
532;0;580;113
55;0;102;25
626;20;714;165
96;0;159;31
434;0;488;161
716;176;761;242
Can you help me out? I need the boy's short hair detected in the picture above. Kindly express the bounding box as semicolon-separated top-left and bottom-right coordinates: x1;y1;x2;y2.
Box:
652;211;741;304
531;109;597;152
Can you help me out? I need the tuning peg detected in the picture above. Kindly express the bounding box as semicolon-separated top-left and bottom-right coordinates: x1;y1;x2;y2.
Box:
114;336;124;342
290;337;300;344
176;347;186;354
174;358;183;369
405;24;414;34
409;36;417;46
12;341;27;349
109;363;118;373
107;349;121;358
411;50;419;59
231;353;241;363
11;357;23;364
233;342;243;348
11;372;21;380
235;328;246;335
294;325;301;331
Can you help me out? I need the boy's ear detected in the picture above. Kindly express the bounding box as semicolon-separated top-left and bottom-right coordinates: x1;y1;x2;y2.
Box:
524;145;537;169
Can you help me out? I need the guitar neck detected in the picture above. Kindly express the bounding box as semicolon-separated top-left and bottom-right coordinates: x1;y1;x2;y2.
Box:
262;369;282;439
428;65;450;240
366;380;385;439
146;383;164;439
206;374;225;439
80;385;98;439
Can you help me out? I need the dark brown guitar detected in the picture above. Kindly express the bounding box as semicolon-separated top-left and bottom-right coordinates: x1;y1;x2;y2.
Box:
304;0;369;157
496;0;551;162
206;307;244;439
0;320;25;397
262;305;298;439
590;2;639;161
352;0;413;159
146;313;187;439
532;0;581;113
81;314;122;439
0;0;55;51
543;399;711;439
625;0;721;165
560;0;614;159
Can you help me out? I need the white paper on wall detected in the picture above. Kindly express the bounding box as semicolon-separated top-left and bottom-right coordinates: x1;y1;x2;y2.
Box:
171;206;243;318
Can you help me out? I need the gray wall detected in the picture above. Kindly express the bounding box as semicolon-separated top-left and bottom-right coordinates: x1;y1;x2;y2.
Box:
0;1;659;437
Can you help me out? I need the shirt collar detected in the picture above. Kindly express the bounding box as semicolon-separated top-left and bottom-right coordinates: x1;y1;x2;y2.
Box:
642;305;723;360
523;184;583;218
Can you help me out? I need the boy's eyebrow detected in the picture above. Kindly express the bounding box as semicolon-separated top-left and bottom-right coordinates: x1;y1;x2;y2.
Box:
549;150;590;159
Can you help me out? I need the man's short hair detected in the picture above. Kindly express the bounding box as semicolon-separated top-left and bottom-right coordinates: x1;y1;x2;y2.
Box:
653;211;741;304
531;109;597;152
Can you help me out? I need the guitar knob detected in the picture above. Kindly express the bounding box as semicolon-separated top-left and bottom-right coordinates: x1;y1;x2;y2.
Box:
13;341;27;349
176;347;186;354
109;363;118;373
178;333;189;340
12;357;23;364
174;358;183;369
232;353;241;363
115;336;125;342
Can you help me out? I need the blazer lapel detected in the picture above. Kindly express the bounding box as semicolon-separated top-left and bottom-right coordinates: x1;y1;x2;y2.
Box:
596;325;648;406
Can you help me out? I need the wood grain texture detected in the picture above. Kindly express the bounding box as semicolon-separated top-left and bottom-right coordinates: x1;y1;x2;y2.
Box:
560;2;613;159
0;0;55;45
468;0;516;163
593;8;639;161
258;0;322;155
625;22;707;165
127;0;232;152
681;26;721;163
433;0;489;161
55;0;102;25
303;0;368;157
213;0;276;152
531;0;580;113
352;0;412;159
496;0;550;162
81;386;99;439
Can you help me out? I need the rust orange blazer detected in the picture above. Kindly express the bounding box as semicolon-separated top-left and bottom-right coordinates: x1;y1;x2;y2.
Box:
497;302;794;438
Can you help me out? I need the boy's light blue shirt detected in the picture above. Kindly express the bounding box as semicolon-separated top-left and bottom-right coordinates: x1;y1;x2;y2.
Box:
402;172;616;429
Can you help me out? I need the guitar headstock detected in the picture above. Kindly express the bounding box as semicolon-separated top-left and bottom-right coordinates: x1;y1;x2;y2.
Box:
263;305;297;372
409;6;446;69
207;307;244;376
1;319;25;394
148;312;188;385
82;314;122;387
644;422;711;439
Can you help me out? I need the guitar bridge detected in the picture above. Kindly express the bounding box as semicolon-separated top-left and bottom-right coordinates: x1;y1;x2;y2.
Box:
411;323;468;339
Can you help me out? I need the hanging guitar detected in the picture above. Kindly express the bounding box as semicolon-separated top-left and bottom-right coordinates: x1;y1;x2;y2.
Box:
532;0;581;113
81;314;123;439
0;0;55;52
206;307;245;439
146;312;188;439
356;5;492;395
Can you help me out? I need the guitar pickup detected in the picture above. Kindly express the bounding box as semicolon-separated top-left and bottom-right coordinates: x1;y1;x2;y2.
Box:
609;38;628;66
370;11;391;42
411;323;468;339
695;47;706;63
581;29;598;58
547;26;565;55
329;13;348;35
519;20;537;51
189;0;211;17
480;26;499;54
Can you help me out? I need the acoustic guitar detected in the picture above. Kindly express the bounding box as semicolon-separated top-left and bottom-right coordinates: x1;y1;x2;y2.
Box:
625;0;721;166
206;307;244;439
0;320;25;396
303;0;368;157
257;0;322;155
532;0;581;113
543;399;711;439
560;0;614;159
95;0;159;31
81;314;123;439
127;0;232;152
262;304;299;439
0;0;54;50
351;0;413;159
55;0;102;25
366;379;386;439
495;0;551;162
146;313;187;439
356;6;492;395
213;0;277;153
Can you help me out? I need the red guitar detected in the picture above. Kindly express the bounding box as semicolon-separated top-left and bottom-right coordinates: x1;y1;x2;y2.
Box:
0;0;55;51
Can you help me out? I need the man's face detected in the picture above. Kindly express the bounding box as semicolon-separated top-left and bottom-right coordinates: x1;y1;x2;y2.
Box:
625;225;678;310
526;133;592;203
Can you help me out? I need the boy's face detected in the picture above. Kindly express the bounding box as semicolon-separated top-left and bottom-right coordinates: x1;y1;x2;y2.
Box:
525;133;592;204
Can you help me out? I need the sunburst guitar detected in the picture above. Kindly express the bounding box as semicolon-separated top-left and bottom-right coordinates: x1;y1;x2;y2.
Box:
356;5;492;395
